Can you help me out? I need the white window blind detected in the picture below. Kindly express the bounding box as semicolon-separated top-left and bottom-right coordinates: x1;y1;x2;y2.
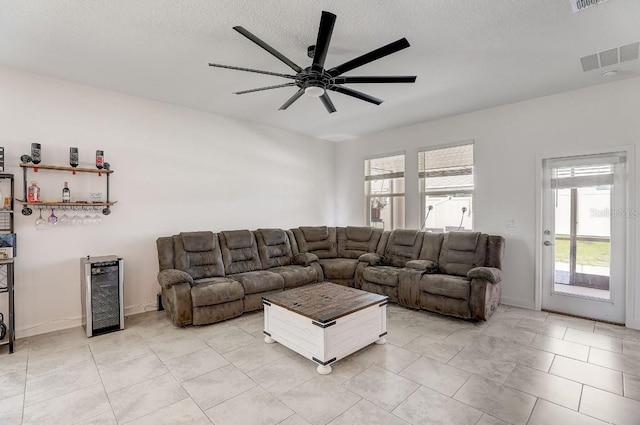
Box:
365;154;405;182
419;144;474;194
548;153;625;189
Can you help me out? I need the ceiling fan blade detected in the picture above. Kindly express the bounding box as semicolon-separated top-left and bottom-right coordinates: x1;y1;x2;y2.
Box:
334;75;417;84
328;85;383;105
311;11;336;72
327;38;411;77
234;83;297;95
233;26;303;73
279;88;305;110
319;92;337;113
208;63;296;79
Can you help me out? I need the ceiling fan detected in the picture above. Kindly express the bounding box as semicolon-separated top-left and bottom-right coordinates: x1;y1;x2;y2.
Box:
208;11;417;113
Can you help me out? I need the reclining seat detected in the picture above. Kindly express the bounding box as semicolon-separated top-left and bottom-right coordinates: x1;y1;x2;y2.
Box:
327;226;384;286
156;231;245;326
254;228;321;289
418;232;504;320
356;229;423;302
219;230;284;312
291;226;339;282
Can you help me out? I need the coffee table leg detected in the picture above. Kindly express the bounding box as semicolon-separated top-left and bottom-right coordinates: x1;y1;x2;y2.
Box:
316;364;332;375
375;337;386;345
264;336;275;344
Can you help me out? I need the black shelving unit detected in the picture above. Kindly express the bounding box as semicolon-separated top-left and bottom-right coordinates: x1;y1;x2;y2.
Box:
0;173;15;353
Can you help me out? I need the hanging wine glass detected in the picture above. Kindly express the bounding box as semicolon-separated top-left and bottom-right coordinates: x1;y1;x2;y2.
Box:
47;208;58;225
35;209;46;230
71;207;82;226
92;212;102;225
82;213;93;225
60;208;71;225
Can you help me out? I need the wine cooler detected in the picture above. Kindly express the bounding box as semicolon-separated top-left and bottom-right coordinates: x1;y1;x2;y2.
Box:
80;256;124;337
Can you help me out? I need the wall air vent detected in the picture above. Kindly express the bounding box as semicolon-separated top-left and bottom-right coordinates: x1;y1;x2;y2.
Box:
580;42;640;72
570;0;610;13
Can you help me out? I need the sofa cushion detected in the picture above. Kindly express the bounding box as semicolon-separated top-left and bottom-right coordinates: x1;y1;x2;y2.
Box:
384;229;423;267
268;265;318;289
438;232;489;277
346;226;373;242
421;274;471;300
191;278;244;307
292;226;338;259
174;232;225;280
232;270;284;295
448;231;480;251
219;230;263;274
337;226;383;259
301;226;329;242
419;232;444;262
182;231;215;252
255;229;293;269
362;266;400;287
319;258;358;280
405;260;438;272
224;230;254;250
156;236;175;271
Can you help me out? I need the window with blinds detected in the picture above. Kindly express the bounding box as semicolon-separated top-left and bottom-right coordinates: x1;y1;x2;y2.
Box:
364;153;405;231
418;143;474;232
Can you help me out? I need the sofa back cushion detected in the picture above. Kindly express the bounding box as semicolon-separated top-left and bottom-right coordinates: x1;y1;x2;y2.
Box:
419;232;444;262
438;231;489;276
292;226;337;259
219;230;263;274
384;229;423;267
337;226;383;259
156;236;175;271
173;231;225;279
486;235;506;270
255;228;293;268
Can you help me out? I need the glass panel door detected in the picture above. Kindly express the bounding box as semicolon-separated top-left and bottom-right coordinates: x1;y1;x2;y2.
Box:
541;152;626;323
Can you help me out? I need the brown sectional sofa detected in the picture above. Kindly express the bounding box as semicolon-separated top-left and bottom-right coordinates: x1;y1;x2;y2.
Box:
156;226;504;327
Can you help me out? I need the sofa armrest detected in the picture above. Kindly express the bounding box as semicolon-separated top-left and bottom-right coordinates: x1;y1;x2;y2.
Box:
468;267;502;284
158;269;194;289
292;252;319;266
405;260;438;272
358;253;382;266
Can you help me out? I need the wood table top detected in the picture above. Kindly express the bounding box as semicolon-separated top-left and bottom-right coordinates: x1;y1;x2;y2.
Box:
262;282;388;324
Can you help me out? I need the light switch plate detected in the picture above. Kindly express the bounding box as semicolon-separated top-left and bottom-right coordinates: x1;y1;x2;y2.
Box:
506;218;516;228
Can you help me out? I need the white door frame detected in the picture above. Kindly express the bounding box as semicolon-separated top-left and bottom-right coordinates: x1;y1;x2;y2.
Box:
535;144;637;328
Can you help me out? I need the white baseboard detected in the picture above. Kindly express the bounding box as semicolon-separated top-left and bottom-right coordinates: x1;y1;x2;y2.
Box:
500;296;537;310
16;300;157;339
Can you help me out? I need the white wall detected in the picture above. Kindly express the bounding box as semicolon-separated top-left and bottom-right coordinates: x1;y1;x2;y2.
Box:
0;66;336;337
336;76;640;327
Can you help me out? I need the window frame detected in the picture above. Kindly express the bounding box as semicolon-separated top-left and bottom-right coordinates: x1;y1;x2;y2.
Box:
364;151;406;230
418;142;475;232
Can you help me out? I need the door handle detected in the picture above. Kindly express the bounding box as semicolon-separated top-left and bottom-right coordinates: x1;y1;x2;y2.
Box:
543;240;555;246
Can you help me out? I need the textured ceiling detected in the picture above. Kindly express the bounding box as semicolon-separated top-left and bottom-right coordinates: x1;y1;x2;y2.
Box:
1;0;640;141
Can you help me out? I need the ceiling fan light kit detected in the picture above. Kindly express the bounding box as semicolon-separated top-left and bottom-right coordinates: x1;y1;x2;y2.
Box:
208;11;417;113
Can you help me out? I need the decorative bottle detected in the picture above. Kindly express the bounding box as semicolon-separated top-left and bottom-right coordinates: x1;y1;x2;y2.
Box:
96;150;104;170
31;143;41;165
27;181;41;203
70;147;79;168
62;182;71;203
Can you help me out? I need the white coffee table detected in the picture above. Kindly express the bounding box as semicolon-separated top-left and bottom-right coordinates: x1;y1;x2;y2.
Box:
262;282;388;374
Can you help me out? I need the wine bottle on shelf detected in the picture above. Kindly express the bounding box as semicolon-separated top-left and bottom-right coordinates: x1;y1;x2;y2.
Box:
96;150;104;170
70;147;79;168
62;182;71;203
31;143;41;165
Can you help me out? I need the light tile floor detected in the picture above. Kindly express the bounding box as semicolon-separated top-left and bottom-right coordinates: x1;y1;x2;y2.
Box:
2;304;640;425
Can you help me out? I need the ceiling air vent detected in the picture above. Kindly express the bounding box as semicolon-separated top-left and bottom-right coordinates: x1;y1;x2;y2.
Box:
580;42;640;72
570;0;610;13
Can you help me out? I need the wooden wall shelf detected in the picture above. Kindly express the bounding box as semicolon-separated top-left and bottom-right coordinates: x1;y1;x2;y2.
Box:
20;163;113;174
